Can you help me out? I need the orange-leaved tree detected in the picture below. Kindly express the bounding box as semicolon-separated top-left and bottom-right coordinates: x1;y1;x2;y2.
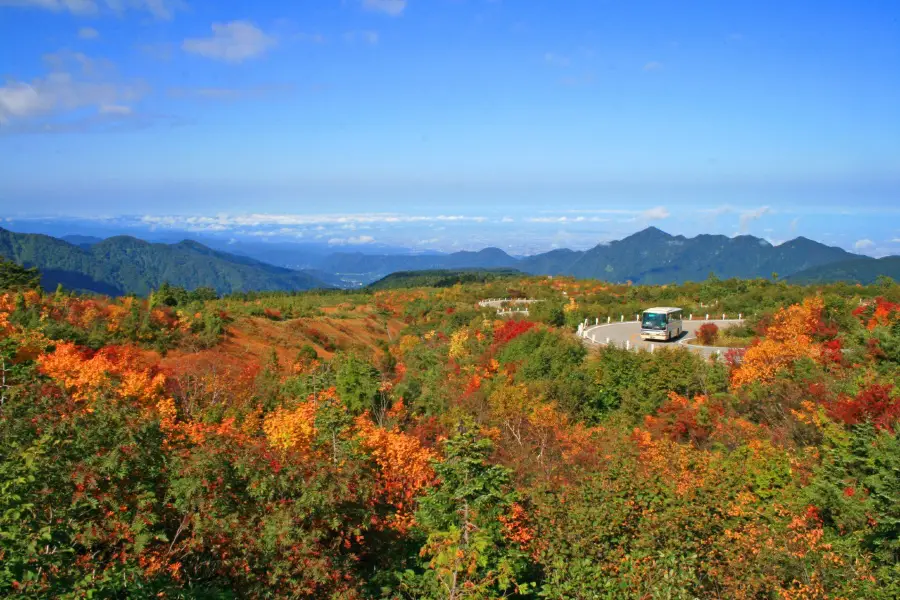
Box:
355;403;438;531
731;297;824;388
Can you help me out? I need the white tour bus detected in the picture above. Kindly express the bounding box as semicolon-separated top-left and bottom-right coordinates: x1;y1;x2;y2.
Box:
640;307;683;341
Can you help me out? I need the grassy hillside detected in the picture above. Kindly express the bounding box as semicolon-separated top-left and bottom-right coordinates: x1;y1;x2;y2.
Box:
368;268;523;289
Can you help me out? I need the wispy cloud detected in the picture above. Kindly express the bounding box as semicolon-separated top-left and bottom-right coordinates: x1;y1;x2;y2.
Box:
543;52;570;68
643;61;663;72
329;235;376;245
0;50;147;126
539;209;638;215
0;0;182;19
640;206;670;220
739;206;771;232
98;103;132;115
294;32;326;43
362;0;406;16
183;21;277;64
139;213;490;230
854;239;875;250
527;216;608;223
167;84;294;101
344;30;379;44
78;26;99;39
138;42;174;60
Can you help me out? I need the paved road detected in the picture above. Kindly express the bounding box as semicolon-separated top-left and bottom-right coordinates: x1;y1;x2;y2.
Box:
582;319;745;358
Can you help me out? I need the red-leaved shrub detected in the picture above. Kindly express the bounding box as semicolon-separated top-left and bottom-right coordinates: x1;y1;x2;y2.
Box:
697;323;719;345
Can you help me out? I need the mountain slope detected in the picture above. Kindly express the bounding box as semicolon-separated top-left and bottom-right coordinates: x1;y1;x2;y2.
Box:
519;227;860;283
314;247;518;283
787;256;900;284
0;228;328;295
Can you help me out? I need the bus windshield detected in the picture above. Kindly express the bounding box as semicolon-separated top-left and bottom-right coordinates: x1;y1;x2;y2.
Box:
642;312;667;330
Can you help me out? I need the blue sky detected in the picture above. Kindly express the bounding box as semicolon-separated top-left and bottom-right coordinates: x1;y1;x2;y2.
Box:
0;0;899;256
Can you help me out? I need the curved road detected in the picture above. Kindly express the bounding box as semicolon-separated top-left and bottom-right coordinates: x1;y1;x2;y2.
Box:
582;319;744;358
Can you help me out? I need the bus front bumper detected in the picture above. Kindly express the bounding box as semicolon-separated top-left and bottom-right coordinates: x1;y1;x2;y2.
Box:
640;331;668;340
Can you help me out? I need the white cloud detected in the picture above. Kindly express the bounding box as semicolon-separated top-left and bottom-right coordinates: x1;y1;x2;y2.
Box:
640;206;670;220
98;103;131;114
343;30;379;44
362;0;406;16
854;239;875;250
0;0;182;19
138;213;490;230
183;21;277;63
78;26;99;39
328;235;376;246
739;206;771;232
501;216;514;223
892;238;900;244
790;217;800;233
0;0;97;14
0;71;147;124
643;61;663;71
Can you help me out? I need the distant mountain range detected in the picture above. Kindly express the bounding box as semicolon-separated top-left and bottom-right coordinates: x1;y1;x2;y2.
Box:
519;227;860;284
319;227;864;285
0;225;893;296
0;228;327;295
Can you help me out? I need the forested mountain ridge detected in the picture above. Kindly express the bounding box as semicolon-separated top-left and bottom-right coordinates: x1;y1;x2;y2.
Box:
517;227;860;283
788;255;900;284
0;225;885;295
0;227;328;295
310;227;865;285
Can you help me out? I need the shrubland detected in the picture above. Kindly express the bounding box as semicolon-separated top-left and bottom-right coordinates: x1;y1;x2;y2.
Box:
1;261;899;598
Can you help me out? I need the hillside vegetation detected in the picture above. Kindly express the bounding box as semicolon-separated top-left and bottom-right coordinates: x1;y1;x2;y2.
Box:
0;227;327;296
788;256;900;285
368;268;523;289
2;268;900;598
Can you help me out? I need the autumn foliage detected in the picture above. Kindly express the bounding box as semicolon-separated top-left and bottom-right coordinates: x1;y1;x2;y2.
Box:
731;296;827;388
696;322;719;345
2;275;900;598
